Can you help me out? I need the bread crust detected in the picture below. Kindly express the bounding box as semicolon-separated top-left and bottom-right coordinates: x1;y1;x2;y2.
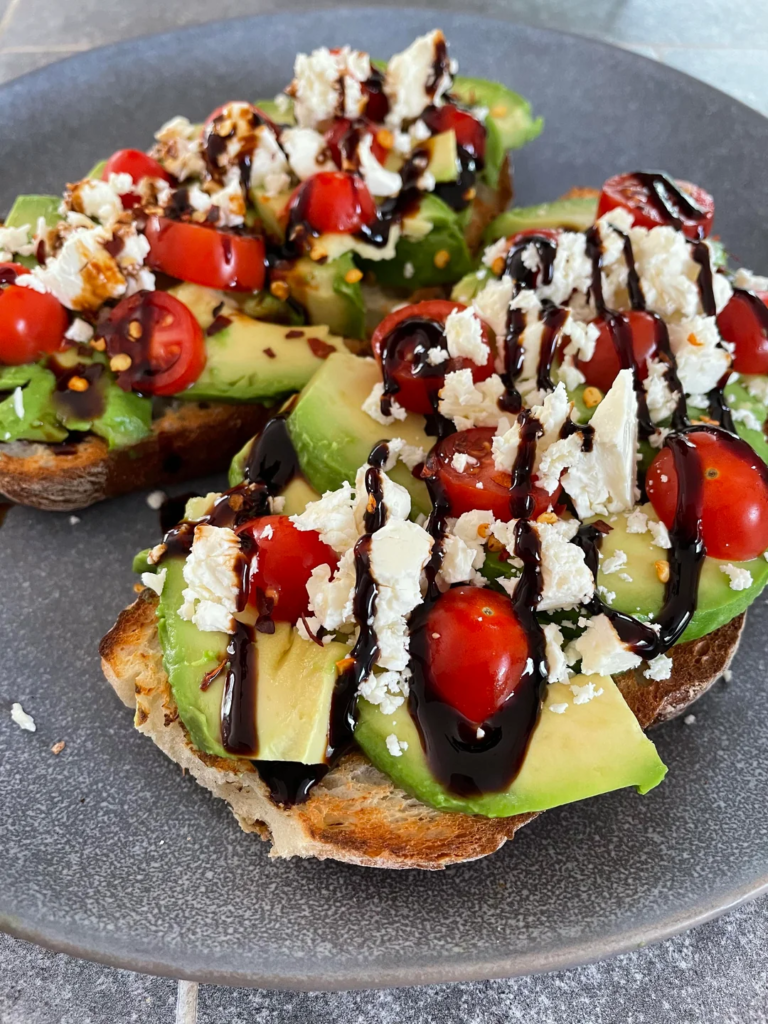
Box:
100;591;744;870
0;401;270;511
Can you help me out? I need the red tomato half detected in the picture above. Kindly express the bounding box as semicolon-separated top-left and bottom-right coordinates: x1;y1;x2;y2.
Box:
424;586;529;723
646;430;768;561
100;290;206;395
371;300;494;415
0;267;68;365
325;118;388;169
102;149;173;209
288;171;377;236
422;426;560;521
576;310;660;393
422;103;486;161
145;215;266;292
244;516;339;624
597;172;714;240
716;290;768;375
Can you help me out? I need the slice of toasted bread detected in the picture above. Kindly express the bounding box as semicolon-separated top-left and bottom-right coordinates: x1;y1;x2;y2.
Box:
100;592;744;870
0;401;270;512
465;155;513;252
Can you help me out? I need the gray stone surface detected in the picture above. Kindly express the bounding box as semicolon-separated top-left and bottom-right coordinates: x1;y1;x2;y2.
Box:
1;1;768;1021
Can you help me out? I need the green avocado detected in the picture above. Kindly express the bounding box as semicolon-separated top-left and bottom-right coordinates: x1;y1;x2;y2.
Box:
286;350;432;515
169;282;343;402
451;75;543;153
593;502;768;641
425;130;459;184
276;253;366;340
0;364;67;443
689;379;768;465
355;671;665;817
254;97;296;126
249;188;291;243
154;556;347;762
484;197;598;244
5;194;62;270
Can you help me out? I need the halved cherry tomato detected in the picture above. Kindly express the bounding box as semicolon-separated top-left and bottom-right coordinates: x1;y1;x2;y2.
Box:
145;215;266;292
646;430;768;561
288;171;377;236
100;290;206;395
597;172;714;240
0;265;68;365
422;426;560;521
716;290;768;375
371;300;494;415
576;310;659;393
102;149;173;209
243;516;338;624
325;118;387;169
422;103;486;161
361;71;389;123
423;586;529;723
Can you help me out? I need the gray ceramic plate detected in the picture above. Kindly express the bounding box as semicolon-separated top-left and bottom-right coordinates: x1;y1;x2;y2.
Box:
1;7;768;991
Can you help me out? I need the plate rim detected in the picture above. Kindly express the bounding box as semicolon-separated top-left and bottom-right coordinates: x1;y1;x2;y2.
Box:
2;6;767;988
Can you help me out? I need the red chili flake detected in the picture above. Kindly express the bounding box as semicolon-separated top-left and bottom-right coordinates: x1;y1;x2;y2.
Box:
285;329;305;339
307;336;336;359
263;347;276;359
206;314;232;337
592;520;614;535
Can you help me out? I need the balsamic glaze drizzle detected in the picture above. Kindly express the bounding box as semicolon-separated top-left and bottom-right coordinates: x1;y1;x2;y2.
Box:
632;172;708;238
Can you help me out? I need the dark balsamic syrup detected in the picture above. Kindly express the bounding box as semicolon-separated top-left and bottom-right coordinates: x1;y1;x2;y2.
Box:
633;172;708;237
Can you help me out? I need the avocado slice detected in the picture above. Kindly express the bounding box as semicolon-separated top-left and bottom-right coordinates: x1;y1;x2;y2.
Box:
593;502;768;641
4;194;62;270
690;379;768;465
424;130;459;184
169;282;343;402
451;75;543;153
286;350;432;515
274;253;366;340
0;363;67;443
155;556;348;762
355;671;666;816
484;197;598;245
86;159;107;179
249;188;291;243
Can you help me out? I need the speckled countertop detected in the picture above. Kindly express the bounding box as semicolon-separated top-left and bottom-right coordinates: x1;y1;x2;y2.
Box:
2;1;768;1021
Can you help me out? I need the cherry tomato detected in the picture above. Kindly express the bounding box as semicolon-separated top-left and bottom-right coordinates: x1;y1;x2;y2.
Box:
243;516;339;624
597;172;714;240
423;586;529;723
361;72;389;123
371;300;494;415
646;430;768;561
102;149;173;209
325;118;388;169
716;290;768;375
576;310;659;393
422;103;486;161
288;171;377;236
145;215;266;292
422;426;559;521
100;290;206;395
0;269;68;365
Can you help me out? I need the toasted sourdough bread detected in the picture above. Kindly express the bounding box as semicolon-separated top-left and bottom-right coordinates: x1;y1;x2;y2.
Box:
0;402;270;512
100;590;744;870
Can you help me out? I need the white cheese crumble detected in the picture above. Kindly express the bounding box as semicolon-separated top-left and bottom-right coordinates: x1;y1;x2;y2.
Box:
385;733;408;757
450;452;478;473
357;133;402;197
644;358;680;422
403;261;415;280
567;614;642;676
439;508;494;587
491;383;571;477
0;223;35;261
141;568;167;597
291;480;358;555
495;518;594;612
280;127;329;181
268;496;286;514
720;563;753;591
438;369;505;431
543;622;569;683
178;525;242;633
358;669;410;715
362;382;408;425
353;462;411;530
249;126;291;196
64;318;94;344
153;116;205;181
291;46;371;128
384;30;452;128
644;653;673;680
427;346;449;365
570;680;604;704
386;437;425;471
10;702;36;732
731;406;763;432
145;490;166;511
444;307;489;366
648;519;671;549
668;316;731;397
733;267;768;292
549;702;568;715
601;549;627;575
625;509;649;534
11;387;24;419
471;273;513;342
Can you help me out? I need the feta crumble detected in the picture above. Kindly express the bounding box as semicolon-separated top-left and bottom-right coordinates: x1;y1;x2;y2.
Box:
444;307;490;366
450;452;478;473
644;653;673;680
438;369;505;431
178;525;242;633
362;382;408;424
384;30;453;128
720;563;753;591
549;702;568;715
385;733;408;757
291;46;371;128
543;622;569;684
567;614;642;676
570;680;604;704
141;568;167;597
11;702;36;732
601;549;628;575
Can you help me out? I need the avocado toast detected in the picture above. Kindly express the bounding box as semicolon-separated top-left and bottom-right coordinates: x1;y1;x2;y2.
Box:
101;168;768;868
0;30;537;510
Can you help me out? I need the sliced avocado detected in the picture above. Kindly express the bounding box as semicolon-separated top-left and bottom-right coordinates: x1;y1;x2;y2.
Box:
689;379;768;465
250;188;291;243
155;556;346;762
254;97;295;126
4;194;62;269
286;350;432;515
593;502;768;640
451;75;543;151
276;253;366;340
363;193;472;291
0;363;66;443
482;114;506;190
236;287;305;326
484;197;598;244
451;266;494;304
355;671;665;817
168;282;342;402
424;130;459;184
86;159;107;179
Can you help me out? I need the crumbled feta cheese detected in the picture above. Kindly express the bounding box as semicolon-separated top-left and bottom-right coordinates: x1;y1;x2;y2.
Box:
597;585;616;605
358;668;410;715
11;386;24;419
495;518;594;612
291;46;371;128
668;316;731;397
644;653;673;680
438;369;505;431
491;384;571;477
357;133;402;197
733;267;768;292
731;406;763;432
141;567;167;597
720;563;753;591
306;551;356;633
11;702;36;732
67;174;131;230
387;438;425;471
403;261;415;280
206;172;246;227
537;230;593;307
444;307;490;366
384;30;453;128
625;509;649;534
570;680;604;704
353;463;411;529
439;508;494;587
648;519;671;549
153;116;205;181
601;549;627;575
644;358;680;422
69;515;80;526
362;382;408;424
145;490;166;510
618;572;633;583
543;622;569;683
481;237;510;270
549;702;568;715
746;376;768;402
178;525;242;633
450;452;478;473
280;127;329;181
385;733;408;757
249;126;291;196
291;480;357;554
64;318;94;344
684;713;696;725
471;274;513;343
0;223;34;261
567;614;642;675
427;346;449;365
268;496;286;514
